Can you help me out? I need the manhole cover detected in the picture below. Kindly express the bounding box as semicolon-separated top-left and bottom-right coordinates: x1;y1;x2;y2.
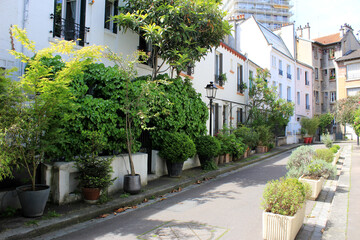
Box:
138;221;228;240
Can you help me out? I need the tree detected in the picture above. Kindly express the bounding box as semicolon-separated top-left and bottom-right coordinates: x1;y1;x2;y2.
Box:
318;113;334;134
334;94;360;127
113;0;231;79
246;68;294;136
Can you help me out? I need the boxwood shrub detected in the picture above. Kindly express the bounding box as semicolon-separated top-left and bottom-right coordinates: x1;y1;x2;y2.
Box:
159;132;196;163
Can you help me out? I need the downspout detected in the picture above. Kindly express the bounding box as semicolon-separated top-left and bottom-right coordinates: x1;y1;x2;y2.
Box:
244;53;249;122
20;0;29;76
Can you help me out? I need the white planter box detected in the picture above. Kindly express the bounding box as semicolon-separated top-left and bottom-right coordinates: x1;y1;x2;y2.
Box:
299;176;324;200
263;203;306;240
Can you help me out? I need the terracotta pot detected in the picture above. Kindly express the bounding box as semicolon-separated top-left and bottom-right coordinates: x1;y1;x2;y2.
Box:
225;154;230;163
82;187;101;201
256;146;268;153
214;156;219;165
219;155;224;164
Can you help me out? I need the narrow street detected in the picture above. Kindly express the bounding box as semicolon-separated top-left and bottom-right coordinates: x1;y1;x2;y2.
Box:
36;150;293;240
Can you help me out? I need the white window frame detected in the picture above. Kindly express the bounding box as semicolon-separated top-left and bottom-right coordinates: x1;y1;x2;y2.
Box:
297;91;300;105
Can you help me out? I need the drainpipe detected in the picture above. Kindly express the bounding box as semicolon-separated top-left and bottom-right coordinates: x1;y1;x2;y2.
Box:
20;0;29;76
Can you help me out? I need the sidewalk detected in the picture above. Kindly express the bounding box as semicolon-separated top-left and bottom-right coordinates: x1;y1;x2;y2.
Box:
0;144;299;240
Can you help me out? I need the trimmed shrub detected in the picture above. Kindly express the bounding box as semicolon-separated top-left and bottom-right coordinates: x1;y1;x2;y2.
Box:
321;133;333;148
256;125;273;146
159;132;196;163
233;126;259;150
286;146;315;178
313;148;334;163
330;147;338;153
195;135;221;170
261;178;311;216
303;159;337;179
334;145;341;150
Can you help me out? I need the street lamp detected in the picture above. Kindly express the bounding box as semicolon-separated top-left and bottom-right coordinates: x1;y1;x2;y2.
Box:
205;81;218;136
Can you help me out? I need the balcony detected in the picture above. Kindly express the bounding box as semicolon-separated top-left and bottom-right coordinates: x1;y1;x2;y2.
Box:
279;69;283;76
52;15;90;46
287;73;291;79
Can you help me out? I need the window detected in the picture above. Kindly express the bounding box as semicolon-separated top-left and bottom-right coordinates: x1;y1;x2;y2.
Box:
287;65;291;79
237;64;244;93
305;71;309;85
297;68;300;80
330;68;336;80
297;92;300;105
271;55;276;68
215;52;223;86
330;91;336;102
104;0;119;33
249;70;253;90
287;87;291;102
279;60;283;75
236;108;243;126
315;91;319;103
314;47;318;59
305;94;310;110
279;83;282;98
347;63;360;80
323;69;328;76
315;68;318;80
329;48;335;59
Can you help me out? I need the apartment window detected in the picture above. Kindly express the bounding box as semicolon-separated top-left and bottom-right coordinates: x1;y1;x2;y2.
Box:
306;94;310;110
287;65;291;79
330;91;336;102
323;69;328;76
329;48;335;59
315;68;318;80
104;0;118;33
314;47;318;59
215;52;223;86
297;68;300;80
249;70;253;90
330;68;336;80
237;64;244;93
315;91;319;104
271;55;276;68
347;63;360;80
287;87;291;102
279;83;282;98
279;60;283;75
297;92;300;105
305;71;309;85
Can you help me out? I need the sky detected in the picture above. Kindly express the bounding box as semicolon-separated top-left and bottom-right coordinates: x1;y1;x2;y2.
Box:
291;0;360;39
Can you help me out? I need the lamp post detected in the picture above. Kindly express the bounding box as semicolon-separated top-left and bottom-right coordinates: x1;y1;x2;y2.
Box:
205;81;218;136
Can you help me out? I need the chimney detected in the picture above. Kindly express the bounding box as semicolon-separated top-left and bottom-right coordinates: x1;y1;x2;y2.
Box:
296;26;303;38
340;23;353;37
302;23;310;40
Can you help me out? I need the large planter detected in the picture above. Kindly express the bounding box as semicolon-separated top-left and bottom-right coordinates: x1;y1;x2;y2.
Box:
82;187;101;202
299;176;324;200
123;174;141;195
16;184;50;217
166;160;184;177
263;203;306;240
256;146;268;153
244;148;251;158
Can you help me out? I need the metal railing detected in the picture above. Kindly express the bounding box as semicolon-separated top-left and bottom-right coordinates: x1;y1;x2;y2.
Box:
52;15;90;46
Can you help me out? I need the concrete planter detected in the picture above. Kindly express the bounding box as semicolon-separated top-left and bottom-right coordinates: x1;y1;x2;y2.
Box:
16;184;50;217
256;146;268;153
299;176;324;200
263;203;306;240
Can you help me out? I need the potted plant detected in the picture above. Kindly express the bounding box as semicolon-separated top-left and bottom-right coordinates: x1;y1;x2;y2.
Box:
233;126;259;157
75;131;116;203
195;135;221;170
0;26;102;217
301;117;320;144
261;178;311;240
256;125;273;153
286;146;316;179
299;159;336;200
159;132;196;177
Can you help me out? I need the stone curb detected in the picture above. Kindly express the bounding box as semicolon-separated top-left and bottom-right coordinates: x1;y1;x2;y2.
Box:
1;144;300;240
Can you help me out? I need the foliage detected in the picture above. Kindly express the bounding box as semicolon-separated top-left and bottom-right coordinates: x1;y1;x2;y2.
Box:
149;75;208;148
113;0;231;78
286;146;315;178
246;69;294;136
313;148;334;163
300;117;320;136
261;178;310;216
233;126;259;150
201;160;218;171
321;133;333;148
334;145;341;150
354;108;360;136
0;26;103;190
318;113;334;134
1;207;18;217
255;125;273;146
159;132;196;163
330;147;338;153
195;135;221;160
303;159;336;179
334;94;360;126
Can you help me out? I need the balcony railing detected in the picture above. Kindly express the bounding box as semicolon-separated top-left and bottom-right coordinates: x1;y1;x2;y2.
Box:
214;74;224;87
52;15;90;46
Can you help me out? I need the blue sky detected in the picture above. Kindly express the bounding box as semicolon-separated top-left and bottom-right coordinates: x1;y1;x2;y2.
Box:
291;0;360;39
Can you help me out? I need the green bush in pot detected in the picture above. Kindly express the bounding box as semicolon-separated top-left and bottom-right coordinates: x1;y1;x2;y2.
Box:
302;160;337;179
313;148;334;163
159;132;196;177
286;146;315;178
195;135;221;170
233;126;259;150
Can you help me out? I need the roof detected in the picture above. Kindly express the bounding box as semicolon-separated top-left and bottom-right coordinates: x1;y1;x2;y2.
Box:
256;19;294;59
336;49;360;62
313;33;342;45
220;42;247;61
